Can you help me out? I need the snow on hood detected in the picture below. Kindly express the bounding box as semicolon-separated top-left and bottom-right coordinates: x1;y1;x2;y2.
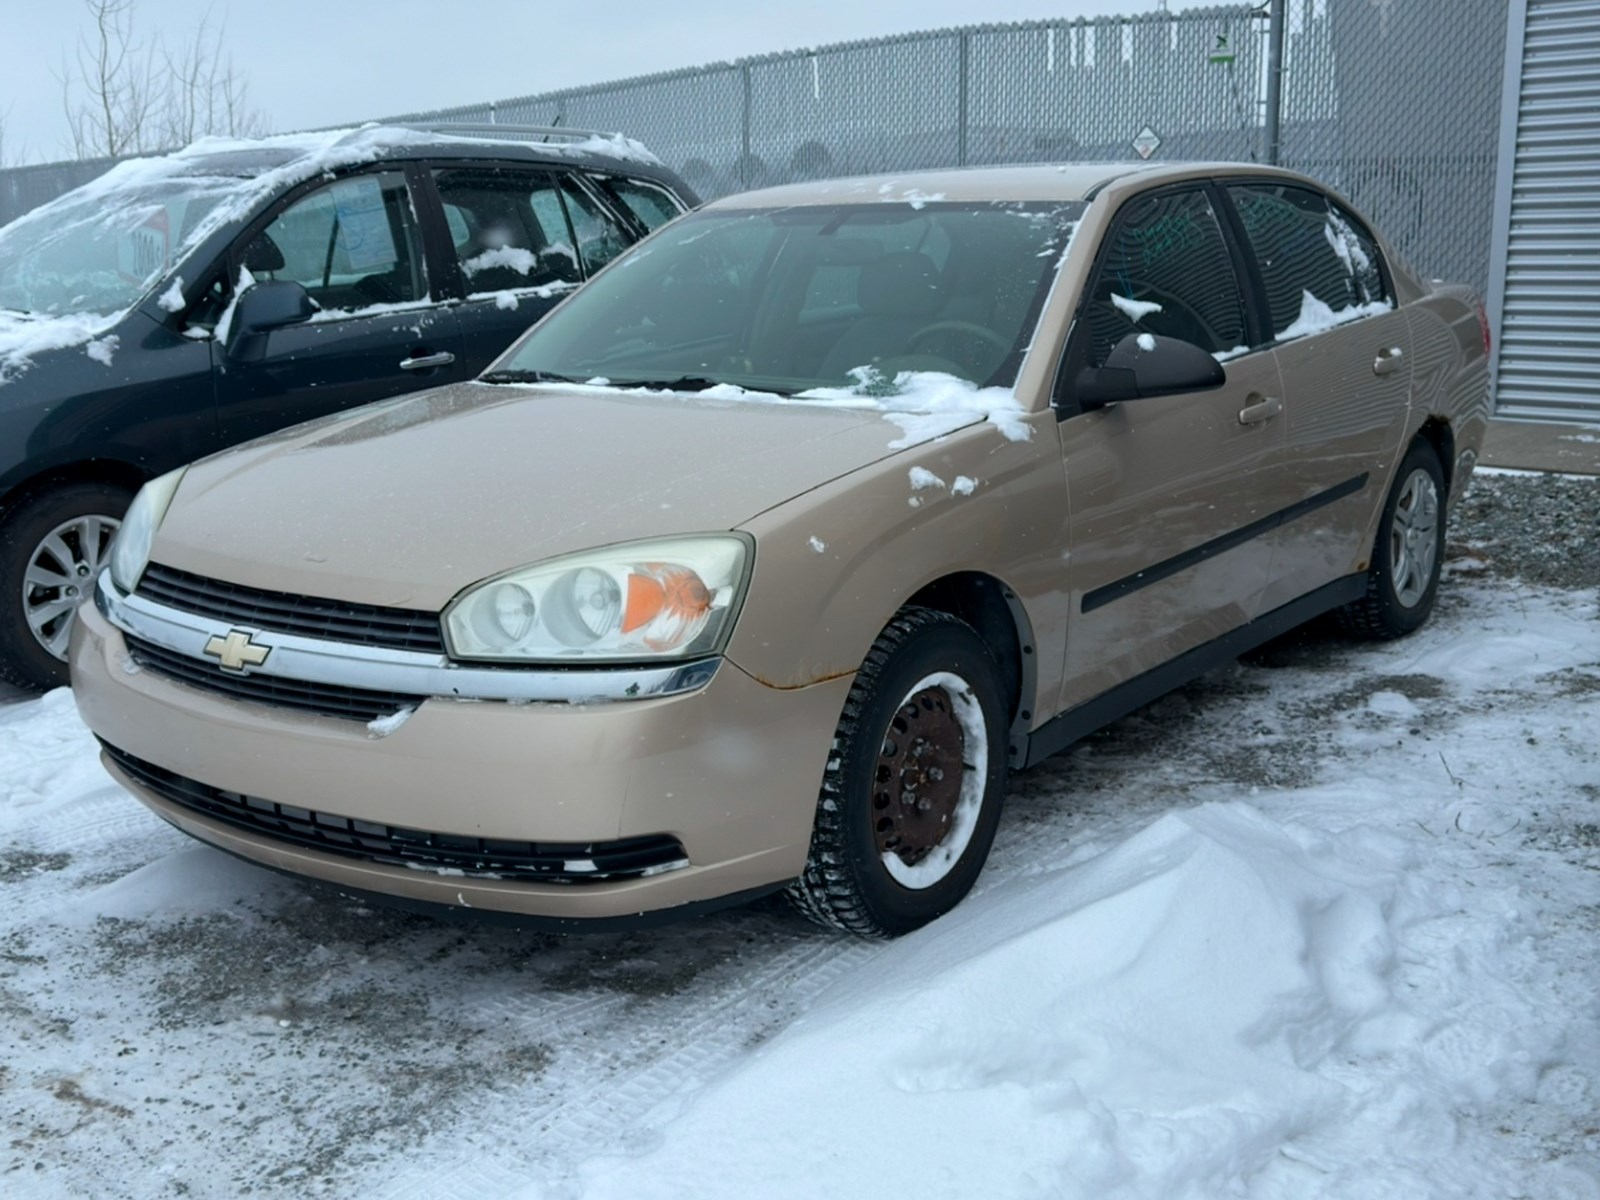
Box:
557;800;1550;1199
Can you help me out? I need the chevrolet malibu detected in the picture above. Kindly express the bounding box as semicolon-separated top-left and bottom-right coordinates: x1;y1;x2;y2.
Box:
71;163;1490;937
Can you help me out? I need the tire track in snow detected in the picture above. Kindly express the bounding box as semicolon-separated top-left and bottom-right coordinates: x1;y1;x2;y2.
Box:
371;931;882;1199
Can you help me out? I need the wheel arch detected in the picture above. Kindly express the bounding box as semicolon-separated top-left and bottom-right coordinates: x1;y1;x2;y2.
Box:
0;458;149;524
1414;416;1456;499
903;570;1037;765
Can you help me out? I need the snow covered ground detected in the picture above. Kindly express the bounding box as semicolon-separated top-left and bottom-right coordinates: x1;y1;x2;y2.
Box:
1;486;1596;1198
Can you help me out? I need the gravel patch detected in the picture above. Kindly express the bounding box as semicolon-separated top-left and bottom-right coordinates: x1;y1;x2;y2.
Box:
1452;470;1600;591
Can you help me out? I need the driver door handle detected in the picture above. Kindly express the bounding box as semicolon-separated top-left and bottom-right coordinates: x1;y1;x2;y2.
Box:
1238;395;1282;425
399;351;456;371
1373;346;1404;376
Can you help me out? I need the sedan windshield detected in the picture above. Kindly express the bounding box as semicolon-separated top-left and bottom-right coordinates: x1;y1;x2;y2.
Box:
491;200;1085;397
0;176;241;316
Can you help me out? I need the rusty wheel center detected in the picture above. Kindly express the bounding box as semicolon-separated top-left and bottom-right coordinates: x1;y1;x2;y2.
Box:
872;686;967;867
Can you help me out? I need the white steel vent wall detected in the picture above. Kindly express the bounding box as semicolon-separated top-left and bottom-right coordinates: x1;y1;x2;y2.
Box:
1494;0;1600;424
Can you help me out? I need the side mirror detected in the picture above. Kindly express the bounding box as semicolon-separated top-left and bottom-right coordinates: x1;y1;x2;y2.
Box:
225;280;316;361
1074;333;1227;410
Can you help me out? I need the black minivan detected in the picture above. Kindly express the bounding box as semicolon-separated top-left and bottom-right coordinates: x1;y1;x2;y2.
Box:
0;124;696;689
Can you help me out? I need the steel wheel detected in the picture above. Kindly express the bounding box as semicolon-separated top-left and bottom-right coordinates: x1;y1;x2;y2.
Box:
23;513;120;660
1387;468;1439;610
872;673;989;889
788;607;1009;937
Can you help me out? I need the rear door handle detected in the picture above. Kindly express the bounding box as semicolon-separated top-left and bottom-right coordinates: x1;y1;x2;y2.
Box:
1238;395;1282;425
399;351;456;371
1373;346;1404;376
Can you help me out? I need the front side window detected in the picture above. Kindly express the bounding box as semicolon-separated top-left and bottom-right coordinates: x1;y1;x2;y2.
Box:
1228;183;1390;339
1083;189;1248;363
251;170;426;311
433;167;580;297
489;201;1084;396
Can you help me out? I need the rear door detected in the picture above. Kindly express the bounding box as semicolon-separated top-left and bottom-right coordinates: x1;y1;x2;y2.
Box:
214;166;466;446
1222;181;1412;609
1055;185;1288;711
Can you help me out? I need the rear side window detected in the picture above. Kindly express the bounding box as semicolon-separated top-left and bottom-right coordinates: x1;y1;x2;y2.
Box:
1083;188;1248;363
1227;183;1390;339
596;176;686;233
432;167;581;296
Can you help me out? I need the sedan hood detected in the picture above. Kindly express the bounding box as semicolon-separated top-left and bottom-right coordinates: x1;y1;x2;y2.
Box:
151;381;964;610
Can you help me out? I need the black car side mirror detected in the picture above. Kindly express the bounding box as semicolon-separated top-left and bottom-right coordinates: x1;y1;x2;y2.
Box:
1074;333;1227;410
226;280;316;360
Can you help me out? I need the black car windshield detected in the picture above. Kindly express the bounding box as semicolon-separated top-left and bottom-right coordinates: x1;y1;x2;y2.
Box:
0;177;241;317
491;200;1085;397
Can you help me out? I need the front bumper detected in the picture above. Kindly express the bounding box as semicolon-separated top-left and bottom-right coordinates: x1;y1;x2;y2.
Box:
71;593;852;922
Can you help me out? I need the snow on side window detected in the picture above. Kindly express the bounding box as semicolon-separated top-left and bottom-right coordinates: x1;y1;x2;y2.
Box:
1229;183;1392;340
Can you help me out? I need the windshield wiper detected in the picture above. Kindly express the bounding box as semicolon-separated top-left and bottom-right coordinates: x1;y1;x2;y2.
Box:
607;375;726;392
478;368;584;385
611;375;798;396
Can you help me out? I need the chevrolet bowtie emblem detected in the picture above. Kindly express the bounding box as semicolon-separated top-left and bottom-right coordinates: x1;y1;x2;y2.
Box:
203;629;272;673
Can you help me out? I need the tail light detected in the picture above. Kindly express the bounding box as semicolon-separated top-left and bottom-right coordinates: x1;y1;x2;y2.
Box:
1474;298;1492;358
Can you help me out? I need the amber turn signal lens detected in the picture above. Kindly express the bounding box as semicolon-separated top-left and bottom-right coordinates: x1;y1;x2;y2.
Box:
623;565;714;647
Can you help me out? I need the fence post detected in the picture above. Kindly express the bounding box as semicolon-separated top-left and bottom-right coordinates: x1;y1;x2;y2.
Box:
957;32;971;167
741;63;753;188
1263;0;1286;164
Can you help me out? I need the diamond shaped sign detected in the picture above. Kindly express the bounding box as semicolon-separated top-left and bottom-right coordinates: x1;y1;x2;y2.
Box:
1131;126;1162;160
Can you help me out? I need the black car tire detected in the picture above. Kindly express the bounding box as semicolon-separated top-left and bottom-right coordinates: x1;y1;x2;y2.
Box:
1338;439;1446;640
787;607;1009;938
0;481;133;692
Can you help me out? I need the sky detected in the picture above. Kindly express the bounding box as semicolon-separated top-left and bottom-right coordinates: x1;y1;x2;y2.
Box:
0;0;1204;165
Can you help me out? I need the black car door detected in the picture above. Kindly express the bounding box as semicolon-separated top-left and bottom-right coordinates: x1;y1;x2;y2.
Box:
212;165;467;446
423;166;639;376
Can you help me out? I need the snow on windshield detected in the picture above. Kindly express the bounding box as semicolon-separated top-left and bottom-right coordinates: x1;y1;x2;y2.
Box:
489;200;1083;440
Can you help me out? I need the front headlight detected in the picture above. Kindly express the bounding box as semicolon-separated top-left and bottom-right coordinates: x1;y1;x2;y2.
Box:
108;467;187;592
443;534;753;663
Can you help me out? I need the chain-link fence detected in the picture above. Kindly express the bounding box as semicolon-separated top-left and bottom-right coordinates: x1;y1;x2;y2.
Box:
1;2;1508;292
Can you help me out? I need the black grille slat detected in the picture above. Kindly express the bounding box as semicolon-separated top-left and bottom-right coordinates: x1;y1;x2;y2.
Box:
136;563;446;654
126;635;423;723
101;742;688;885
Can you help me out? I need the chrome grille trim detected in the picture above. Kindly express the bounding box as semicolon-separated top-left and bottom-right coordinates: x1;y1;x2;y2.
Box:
98;571;720;705
136;562;446;654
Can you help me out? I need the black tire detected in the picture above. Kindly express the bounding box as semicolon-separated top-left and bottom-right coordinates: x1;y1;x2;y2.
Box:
1338;439;1445;640
787;607;1009;938
0;481;133;692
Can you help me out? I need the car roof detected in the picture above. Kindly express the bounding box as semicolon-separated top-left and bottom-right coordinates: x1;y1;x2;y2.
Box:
703;161;1313;208
168;124;681;183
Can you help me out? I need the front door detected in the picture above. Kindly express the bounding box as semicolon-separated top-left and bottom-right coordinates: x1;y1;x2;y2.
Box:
215;168;466;446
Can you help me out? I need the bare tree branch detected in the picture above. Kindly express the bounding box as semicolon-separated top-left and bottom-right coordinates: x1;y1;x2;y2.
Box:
58;0;268;161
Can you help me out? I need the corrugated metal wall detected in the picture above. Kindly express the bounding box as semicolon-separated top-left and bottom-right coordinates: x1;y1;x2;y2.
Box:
1491;0;1600;423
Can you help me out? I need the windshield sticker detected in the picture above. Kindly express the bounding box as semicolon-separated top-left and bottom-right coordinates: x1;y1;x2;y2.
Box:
117;207;170;285
331;177;398;272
